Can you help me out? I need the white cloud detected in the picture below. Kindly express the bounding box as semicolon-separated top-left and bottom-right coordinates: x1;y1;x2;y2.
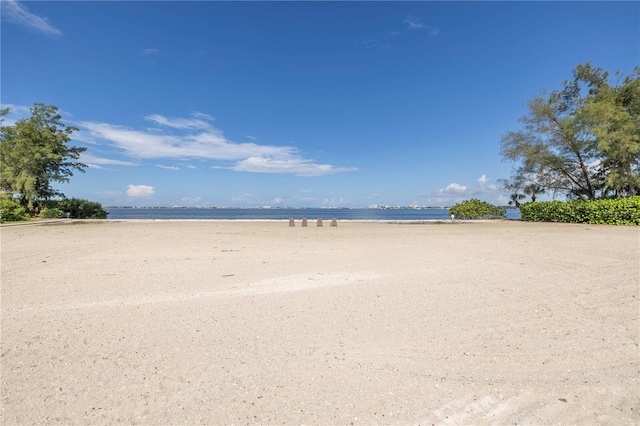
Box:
127;185;155;198
430;175;508;205
403;16;425;29
79;114;357;177
80;153;138;167
362;38;391;49
403;16;439;36
230;156;357;177
0;103;31;126
1;0;62;35
145;113;214;131
186;165;197;169
80;120;289;161
496;195;509;205
140;48;159;56
440;183;468;194
156;164;179;171
191;112;215;121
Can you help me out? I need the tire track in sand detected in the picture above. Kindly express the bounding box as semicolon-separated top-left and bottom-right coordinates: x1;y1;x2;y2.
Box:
3;271;379;312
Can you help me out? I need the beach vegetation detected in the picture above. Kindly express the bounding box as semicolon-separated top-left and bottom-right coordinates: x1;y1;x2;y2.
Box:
43;198;108;219
37;207;63;219
508;193;525;208
0;103;87;214
500;62;639;200
0;193;29;223
520;196;640;225
449;199;506;220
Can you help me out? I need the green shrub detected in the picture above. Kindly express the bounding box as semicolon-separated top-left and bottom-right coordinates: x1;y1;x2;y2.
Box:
449;199;506;220
0;193;29;223
520;196;640;225
47;198;108;219
38;207;63;218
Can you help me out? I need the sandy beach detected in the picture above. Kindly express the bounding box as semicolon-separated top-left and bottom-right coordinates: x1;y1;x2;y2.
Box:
1;220;638;425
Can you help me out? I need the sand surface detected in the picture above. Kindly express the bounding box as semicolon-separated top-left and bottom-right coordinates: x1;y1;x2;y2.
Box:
1;220;638;425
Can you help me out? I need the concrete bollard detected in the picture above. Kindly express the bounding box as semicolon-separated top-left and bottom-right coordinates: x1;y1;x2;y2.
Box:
302;218;308;227
331;218;337;227
289;217;295;227
317;218;323;227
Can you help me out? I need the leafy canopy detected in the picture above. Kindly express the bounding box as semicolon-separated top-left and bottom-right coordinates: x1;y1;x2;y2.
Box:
501;63;639;199
449;199;506;220
0;103;87;210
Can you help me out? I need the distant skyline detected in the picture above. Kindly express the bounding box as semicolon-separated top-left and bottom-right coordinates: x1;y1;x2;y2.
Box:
2;1;638;207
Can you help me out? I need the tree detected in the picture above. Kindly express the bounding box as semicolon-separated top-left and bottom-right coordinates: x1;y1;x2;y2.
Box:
508;193;525;208
577;65;640;196
523;184;543;202
501;63;640;200
0;103;87;211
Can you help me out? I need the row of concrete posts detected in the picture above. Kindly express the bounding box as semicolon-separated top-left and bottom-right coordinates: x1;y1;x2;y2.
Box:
289;217;337;227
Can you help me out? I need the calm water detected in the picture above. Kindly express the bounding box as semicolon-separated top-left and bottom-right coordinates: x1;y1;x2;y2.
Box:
106;207;521;221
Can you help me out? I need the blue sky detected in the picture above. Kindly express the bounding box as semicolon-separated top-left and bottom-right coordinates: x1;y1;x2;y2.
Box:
2;1;638;207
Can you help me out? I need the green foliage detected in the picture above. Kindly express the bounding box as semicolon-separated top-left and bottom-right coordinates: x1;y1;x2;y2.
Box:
520;196;640;225
508;193;525;207
0;103;87;212
449;199;506;220
0;193;29;223
38;207;63;219
501;62;639;199
46;198;108;219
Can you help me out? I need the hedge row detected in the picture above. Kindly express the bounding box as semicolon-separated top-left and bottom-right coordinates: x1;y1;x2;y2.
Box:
519;197;640;225
43;198;108;219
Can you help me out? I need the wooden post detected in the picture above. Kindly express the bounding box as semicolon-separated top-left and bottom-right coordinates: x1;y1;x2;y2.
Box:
289;217;295;227
331;218;337;227
317;217;323;227
302;218;308;227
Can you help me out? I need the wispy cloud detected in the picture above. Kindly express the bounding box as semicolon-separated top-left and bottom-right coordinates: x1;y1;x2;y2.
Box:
362;38;391;50
403;16;425;29
362;16;440;50
146;113;214;131
80;153;138;167
1;0;62;35
156;164;179;171
229;157;357;177
0;103;31;126
403;16;439;36
79;113;357;177
140;48;159;56
127;185;155;198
